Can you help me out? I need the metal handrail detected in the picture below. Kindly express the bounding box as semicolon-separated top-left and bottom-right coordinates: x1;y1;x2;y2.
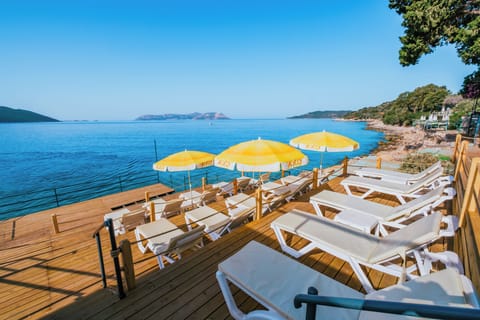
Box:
294;288;479;320
92;223;107;288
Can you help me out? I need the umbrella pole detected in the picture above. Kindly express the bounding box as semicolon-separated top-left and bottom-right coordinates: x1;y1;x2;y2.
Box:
320;152;324;176
188;170;193;207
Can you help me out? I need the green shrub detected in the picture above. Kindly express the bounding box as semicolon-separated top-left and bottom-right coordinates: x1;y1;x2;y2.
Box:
400;153;443;173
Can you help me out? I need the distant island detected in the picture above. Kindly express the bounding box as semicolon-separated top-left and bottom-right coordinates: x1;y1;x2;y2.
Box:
136;112;230;120
0;106;59;123
288;110;352;119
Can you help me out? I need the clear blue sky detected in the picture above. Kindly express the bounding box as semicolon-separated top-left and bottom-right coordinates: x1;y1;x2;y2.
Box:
0;1;476;120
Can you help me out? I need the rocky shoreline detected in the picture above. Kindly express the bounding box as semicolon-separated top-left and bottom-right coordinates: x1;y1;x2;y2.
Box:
365;119;457;163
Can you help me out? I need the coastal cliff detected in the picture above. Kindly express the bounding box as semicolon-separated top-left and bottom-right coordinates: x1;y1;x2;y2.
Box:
0;106;59;122
136;112;230;120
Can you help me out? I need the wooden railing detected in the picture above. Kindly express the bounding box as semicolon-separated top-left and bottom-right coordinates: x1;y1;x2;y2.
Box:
452;134;480;294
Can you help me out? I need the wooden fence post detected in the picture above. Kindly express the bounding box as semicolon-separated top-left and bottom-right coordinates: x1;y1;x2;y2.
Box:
376;157;382;169
51;214;60;234
255;188;263;221
459;158;480;227
312;168;318;190
201;177;206;191
453;134;462;162
233;178;238;195
343;156;349;177
454;141;469;182
144;191;150;203
119;239;136;291
149;202;156;222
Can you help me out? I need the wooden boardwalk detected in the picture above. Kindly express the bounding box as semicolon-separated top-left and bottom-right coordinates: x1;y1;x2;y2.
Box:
0;176;452;320
0;183;174;320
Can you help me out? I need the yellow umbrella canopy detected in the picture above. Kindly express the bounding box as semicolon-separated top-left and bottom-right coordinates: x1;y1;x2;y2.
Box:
290;130;359;171
153;150;215;172
153;150;215;200
215;138;308;172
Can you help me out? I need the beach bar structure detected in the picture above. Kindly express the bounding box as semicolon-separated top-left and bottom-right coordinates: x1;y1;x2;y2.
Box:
0;134;479;319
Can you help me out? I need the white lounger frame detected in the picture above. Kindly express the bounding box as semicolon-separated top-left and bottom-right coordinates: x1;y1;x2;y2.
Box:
341;167;453;204
216;241;478;320
271;211;461;293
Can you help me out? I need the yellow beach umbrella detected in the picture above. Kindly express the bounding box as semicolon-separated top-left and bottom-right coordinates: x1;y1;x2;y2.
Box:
153;150;215;203
215;138;308;173
153;150;215;172
290;130;359;172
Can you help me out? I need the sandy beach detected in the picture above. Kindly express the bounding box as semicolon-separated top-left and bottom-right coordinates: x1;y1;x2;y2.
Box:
366;119;458;162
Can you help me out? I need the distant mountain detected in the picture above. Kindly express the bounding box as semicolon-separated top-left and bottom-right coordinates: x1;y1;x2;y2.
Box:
0;106;59;123
288;110;352;119
136;112;230;120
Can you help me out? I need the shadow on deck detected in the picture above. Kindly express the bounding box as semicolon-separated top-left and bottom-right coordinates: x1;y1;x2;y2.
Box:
42;177;449;320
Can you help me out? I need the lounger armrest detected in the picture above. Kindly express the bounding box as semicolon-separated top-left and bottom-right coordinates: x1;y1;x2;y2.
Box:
444;187;457;198
440;215;459;237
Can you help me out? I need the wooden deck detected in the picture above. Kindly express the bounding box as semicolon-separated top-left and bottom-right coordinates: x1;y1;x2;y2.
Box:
0;175;452;320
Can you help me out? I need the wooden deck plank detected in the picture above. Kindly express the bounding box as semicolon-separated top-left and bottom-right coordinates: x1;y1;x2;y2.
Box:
0;173;458;320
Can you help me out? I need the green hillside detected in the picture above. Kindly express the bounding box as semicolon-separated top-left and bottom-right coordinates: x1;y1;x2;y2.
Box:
344;84;452;126
0;106;59;122
288;110;351;119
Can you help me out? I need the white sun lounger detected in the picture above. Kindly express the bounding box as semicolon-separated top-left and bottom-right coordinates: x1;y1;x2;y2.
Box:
225;192;289;215
354;161;442;184
217;241;479;320
271;210;461;293
310;187;456;235
135;219;205;269
184;205;254;241
341;167;452;204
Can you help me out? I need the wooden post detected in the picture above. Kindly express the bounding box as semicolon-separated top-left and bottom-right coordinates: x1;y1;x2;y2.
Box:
255;188;263;221
312;168;318;190
453;134;462;162
51;214;60;234
119;239;136;291
281;170;285;178
144;191;150;203
454;141;469;182
376;157;382;169
459;158;480;227
343;156;349;177
149;202;156;222
201;177;206;191
233;178;238;195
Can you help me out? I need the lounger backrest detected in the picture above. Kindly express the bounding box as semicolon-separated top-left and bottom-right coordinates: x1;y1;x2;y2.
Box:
411;161;441;180
273;210;380;262
369;213;442;263
121;209;146;231
236;178;250;190
201;188;219;205
227;207;255;231
388;187;444;220
163;199;183;215
291;178;311;195
267;193;291;211
259;172;270;184
298;170;313;178
407;166;444;192
221;182;234;194
168;225;205;252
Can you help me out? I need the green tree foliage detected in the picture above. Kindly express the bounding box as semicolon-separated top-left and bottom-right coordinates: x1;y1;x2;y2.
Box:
460;69;480;103
448;98;475;128
345;84;450;125
388;0;480;67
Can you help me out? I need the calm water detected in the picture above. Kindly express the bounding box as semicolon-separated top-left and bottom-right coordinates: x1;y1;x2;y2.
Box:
0;119;383;219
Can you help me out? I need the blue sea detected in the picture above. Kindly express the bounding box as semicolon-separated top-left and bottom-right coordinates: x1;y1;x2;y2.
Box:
0;119;383;219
